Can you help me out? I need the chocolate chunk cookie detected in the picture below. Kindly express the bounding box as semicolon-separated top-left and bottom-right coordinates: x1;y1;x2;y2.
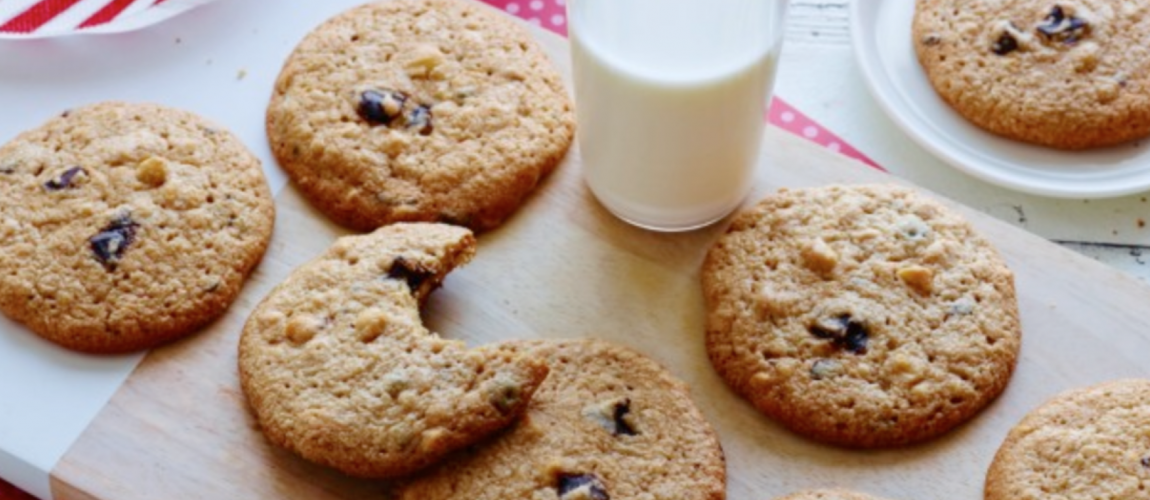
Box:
914;0;1150;149
238;223;549;478
775;490;899;500
0;102;274;353
703;184;1021;447
986;379;1150;500
266;0;574;232
395;339;726;500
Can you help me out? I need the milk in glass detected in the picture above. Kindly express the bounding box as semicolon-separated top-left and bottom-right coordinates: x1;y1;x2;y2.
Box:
568;0;785;231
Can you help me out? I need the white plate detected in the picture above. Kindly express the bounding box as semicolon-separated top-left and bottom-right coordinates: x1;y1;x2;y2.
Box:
850;0;1150;199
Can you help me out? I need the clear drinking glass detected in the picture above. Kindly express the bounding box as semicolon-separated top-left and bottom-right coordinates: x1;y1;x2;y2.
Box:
567;0;788;232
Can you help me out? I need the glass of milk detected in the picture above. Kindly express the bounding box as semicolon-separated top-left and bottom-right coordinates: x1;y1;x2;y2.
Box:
568;0;787;231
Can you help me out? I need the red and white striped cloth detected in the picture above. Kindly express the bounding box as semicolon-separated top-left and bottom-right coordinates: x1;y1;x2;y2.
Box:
0;0;213;38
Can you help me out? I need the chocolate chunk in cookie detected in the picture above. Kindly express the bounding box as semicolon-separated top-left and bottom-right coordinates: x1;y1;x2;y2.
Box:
89;214;139;271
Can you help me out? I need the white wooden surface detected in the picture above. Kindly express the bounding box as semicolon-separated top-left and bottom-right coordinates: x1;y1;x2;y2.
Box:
48;25;1150;499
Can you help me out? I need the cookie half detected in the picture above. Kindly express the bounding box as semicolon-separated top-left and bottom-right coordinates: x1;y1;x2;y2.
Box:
913;0;1150;149
775;490;897;500
0;102;274;353
266;0;575;231
238;223;549;478
395;339;726;500
985;379;1150;500
703;184;1021;447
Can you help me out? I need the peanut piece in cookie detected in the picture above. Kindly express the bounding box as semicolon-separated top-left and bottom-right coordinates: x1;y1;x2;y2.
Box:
137;156;168;187
897;265;934;294
801;238;839;275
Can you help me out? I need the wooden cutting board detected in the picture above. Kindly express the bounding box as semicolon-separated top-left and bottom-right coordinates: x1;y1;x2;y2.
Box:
48;18;1150;500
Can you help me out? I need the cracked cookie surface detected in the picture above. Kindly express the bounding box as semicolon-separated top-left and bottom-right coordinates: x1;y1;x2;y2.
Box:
266;0;575;232
238;223;549;478
0;102;274;353
986;379;1150;500
914;0;1150;149
395;339;725;500
702;184;1021;447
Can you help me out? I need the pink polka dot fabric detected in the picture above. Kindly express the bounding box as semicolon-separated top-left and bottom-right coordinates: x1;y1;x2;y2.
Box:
768;99;881;169
497;0;570;35
481;0;881;170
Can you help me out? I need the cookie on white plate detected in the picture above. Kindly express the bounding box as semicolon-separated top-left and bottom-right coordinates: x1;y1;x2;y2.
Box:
914;0;1150;149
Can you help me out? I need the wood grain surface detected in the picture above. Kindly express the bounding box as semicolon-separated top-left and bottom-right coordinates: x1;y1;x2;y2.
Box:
50;17;1150;500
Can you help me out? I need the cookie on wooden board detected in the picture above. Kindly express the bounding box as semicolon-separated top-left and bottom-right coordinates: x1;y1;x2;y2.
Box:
395;338;726;500
238;223;549;478
0;101;274;353
985;379;1150;500
914;0;1150;149
703;184;1021;447
266;0;575;232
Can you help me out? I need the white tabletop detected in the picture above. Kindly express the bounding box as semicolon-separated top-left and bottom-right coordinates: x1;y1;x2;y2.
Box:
777;0;1150;281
